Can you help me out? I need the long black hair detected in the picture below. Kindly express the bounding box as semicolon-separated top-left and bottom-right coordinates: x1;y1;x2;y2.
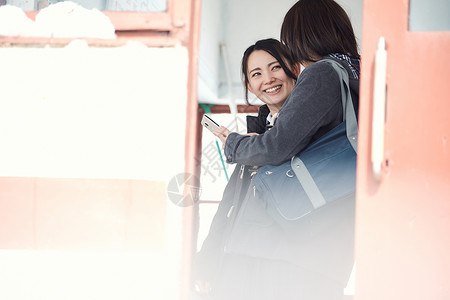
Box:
241;38;298;104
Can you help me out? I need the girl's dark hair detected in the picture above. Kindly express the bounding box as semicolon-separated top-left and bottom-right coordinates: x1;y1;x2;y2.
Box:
241;38;298;104
280;0;360;64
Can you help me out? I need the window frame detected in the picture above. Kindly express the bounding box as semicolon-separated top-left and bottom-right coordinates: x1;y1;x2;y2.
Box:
0;0;191;47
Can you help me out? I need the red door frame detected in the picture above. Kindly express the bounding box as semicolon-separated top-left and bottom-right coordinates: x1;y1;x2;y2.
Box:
182;0;202;298
355;0;450;299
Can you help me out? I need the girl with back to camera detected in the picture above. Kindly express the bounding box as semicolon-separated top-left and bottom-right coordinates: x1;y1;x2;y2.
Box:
211;0;361;299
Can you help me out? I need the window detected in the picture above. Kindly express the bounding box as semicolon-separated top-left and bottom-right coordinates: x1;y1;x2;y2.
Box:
409;0;450;31
2;0;167;12
0;0;190;46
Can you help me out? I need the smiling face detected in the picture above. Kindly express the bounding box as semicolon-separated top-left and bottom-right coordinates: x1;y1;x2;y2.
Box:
246;50;296;114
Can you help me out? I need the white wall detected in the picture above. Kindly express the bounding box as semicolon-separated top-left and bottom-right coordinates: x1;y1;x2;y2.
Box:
197;0;223;103
409;0;450;31
0;44;188;182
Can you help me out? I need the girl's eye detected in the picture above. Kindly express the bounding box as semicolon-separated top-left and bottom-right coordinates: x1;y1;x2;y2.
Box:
251;72;261;78
272;65;281;71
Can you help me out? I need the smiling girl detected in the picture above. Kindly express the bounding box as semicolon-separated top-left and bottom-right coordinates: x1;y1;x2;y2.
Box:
241;39;298;124
193;38;298;300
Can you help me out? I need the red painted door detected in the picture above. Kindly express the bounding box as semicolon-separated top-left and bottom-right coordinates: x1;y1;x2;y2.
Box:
355;0;450;299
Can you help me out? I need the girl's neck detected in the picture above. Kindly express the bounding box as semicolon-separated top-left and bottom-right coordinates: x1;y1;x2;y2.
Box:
267;104;282;116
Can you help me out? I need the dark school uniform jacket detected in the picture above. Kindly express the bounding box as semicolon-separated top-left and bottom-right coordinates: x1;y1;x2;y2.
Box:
193;105;270;283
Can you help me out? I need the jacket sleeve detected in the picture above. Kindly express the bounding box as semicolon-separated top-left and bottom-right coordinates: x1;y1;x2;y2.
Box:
224;62;344;166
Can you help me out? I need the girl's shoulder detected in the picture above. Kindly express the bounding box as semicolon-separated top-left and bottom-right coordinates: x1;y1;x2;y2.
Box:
298;59;340;83
301;56;360;82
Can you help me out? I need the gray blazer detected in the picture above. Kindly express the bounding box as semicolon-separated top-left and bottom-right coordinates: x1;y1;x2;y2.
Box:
224;57;360;167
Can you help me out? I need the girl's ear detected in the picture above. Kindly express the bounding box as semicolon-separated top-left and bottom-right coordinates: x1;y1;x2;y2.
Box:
294;63;302;77
247;83;255;95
